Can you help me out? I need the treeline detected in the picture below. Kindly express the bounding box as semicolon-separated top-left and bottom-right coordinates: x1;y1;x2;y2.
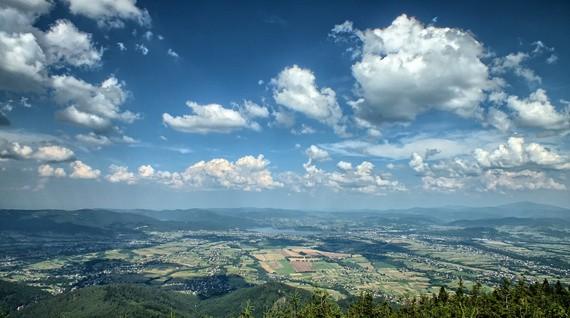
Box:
242;279;570;318
3;279;569;317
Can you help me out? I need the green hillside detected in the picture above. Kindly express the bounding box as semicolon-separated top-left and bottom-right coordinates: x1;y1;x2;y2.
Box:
13;284;199;318
196;282;312;317
0;210;165;236
6;279;570;318
11;282;311;318
0;280;51;316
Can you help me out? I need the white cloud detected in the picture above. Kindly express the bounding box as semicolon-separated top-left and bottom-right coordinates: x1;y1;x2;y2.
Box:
291;124;316;135
345;14;493;125
409;151;481;179
52;75;139;130
322;130;501;160
482;169;566;191
179;155;281;191
20;97;31;108
42;19;102;67
491;52;541;84
241;100;269;119
337;161;353;171
117;135;138;144
106;164;136;184
1;101;13;114
546;54;558;64
430;157;481;177
353;117;382;138
76;132;134;147
305;145;330;162
0;130;62;145
135;43;148;55
70;160;100;179
62;0;151;28
33;145;74;161
281;160;406;195
329;20;355;42
0;31;46;92
76;132;111;146
167;48;179;58
328;161;406;194
67;154;279;191
0;141;33;159
0;7;32;34
409;152;430;175
2;0;52;17
272;65;345;134
406;136;569;193
127;155;281;191
0;0;52;33
117;42;126;51
42;158;290;189
163;101;257;134
506;89;569;131
153;170;183;188
474;136;570;170
138;164;154;177
38;164;66;177
0;1;106;93
272;110;295;128
57;106;111;130
485;107;512;132
0;140;74;162
143;30;153;41
488;90;507;104
421;176;464;192
531;40;553;54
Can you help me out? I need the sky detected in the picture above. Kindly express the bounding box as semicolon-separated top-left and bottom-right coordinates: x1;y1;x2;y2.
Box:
0;0;569;210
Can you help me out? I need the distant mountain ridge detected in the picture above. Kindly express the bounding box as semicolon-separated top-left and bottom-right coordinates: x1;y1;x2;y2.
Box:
357;201;570;221
449;217;570;227
0;202;568;237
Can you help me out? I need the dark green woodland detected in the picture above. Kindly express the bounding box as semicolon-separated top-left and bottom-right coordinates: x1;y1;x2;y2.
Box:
1;278;569;318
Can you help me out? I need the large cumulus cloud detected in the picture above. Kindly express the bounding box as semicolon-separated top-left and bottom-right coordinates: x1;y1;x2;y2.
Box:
332;14;494;126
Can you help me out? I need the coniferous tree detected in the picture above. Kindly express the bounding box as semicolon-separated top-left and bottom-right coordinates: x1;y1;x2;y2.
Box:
437;286;449;304
239;300;254;318
298;291;342;318
257;279;570;318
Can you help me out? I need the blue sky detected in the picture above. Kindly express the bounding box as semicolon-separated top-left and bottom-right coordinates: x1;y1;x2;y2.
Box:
1;0;569;210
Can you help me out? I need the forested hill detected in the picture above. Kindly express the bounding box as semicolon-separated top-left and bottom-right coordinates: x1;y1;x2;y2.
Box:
2;279;569;317
2;281;312;318
260;279;570;318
